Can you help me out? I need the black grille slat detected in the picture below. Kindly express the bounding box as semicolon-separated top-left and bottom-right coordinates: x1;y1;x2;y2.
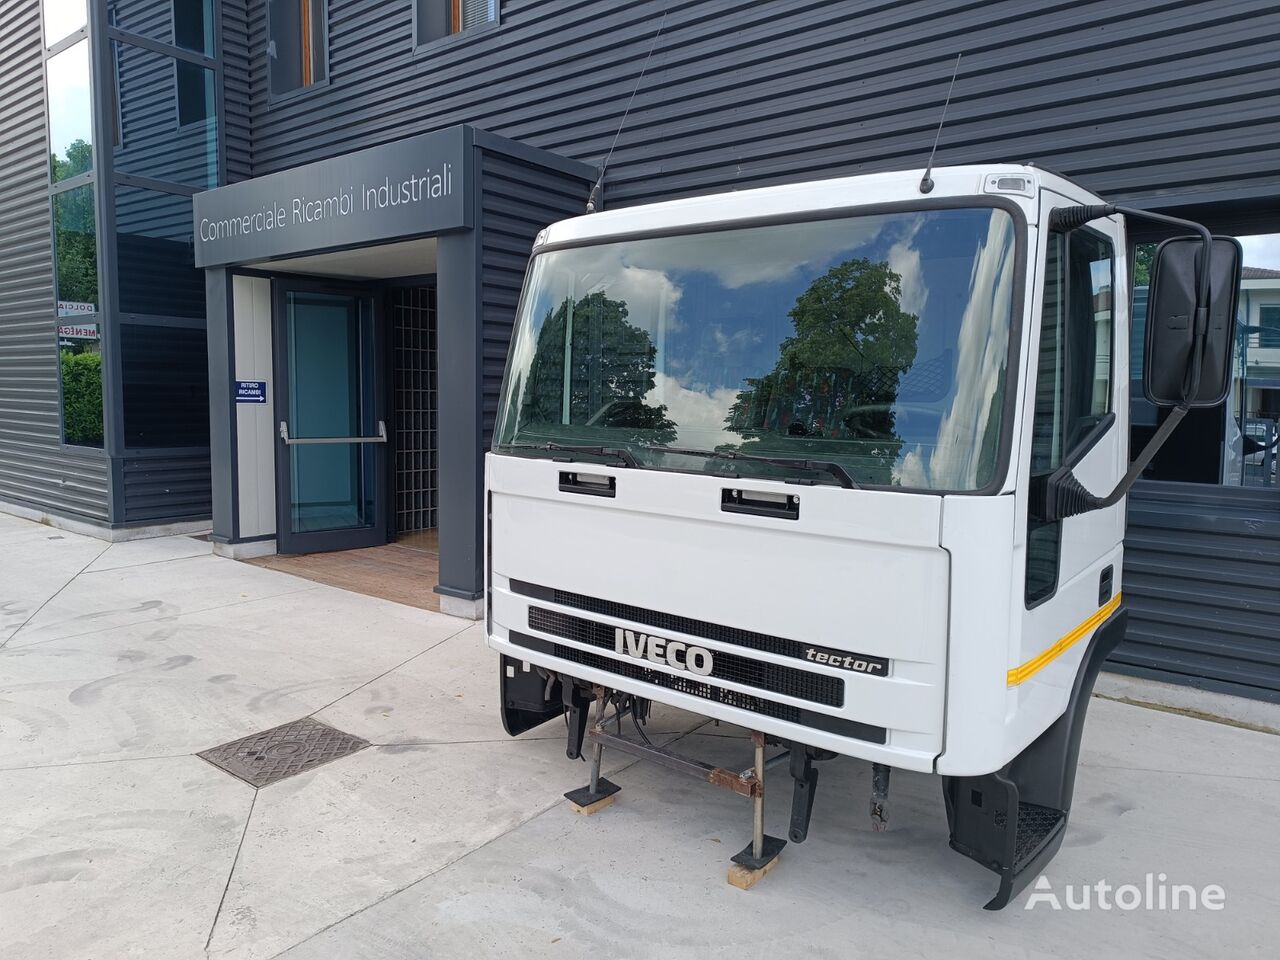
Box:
510;580;887;675
528;607;843;708
508;631;886;745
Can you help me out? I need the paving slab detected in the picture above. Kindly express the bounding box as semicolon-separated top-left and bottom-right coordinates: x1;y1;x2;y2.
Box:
205;734;691;960
278;701;1280;960
0;593;470;768
3;553;319;649
0;526;107;646
82;533;213;572
0;755;252;960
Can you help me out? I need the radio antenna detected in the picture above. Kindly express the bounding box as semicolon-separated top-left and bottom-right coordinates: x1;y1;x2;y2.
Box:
919;53;962;195
585;10;667;213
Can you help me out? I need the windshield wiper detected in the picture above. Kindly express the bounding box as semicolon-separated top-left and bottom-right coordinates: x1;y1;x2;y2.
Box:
498;442;639;468
641;445;860;489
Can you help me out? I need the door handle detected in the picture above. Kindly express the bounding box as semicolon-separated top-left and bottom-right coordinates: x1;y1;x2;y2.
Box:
279;420;387;445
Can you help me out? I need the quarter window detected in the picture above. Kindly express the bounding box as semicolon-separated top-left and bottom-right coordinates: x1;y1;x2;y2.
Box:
268;0;327;96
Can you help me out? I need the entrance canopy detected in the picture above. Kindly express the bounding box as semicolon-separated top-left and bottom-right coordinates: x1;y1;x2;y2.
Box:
197;126;596;616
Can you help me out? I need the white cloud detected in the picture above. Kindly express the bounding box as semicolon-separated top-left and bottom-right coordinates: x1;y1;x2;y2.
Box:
651;371;745;447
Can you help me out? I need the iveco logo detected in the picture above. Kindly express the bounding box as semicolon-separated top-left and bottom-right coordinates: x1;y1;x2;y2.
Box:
614;628;714;676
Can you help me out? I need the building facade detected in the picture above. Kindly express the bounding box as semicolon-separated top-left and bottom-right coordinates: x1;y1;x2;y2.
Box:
0;1;1276;692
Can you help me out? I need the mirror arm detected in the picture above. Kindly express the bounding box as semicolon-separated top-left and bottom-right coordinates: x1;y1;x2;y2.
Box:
1037;405;1189;521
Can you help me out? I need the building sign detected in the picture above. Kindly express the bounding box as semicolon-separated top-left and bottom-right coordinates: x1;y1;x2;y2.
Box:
235;380;268;404
192;127;470;268
57;300;97;318
57;322;99;340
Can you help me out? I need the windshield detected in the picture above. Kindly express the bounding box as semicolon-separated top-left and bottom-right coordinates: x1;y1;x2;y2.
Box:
495;207;1019;490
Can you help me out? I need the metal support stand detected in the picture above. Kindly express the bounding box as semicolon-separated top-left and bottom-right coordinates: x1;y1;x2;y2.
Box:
870;762;891;832
728;731;787;887
563;696;786;886
564;691;620;814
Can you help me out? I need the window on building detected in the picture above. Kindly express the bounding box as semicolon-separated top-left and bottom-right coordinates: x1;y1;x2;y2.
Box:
1026;227;1115;605
176;59;215;126
172;0;215;55
42;0;86;46
53;185;103;448
416;0;497;46
52;185;99;317
1259;304;1280;349
46;39;93;182
114;185;205;320
268;0;327;96
120;321;210;448
1133;233;1280;487
58;322;105;448
114;40;218;188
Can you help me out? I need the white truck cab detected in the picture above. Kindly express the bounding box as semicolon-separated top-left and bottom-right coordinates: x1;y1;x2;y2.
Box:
484;165;1240;907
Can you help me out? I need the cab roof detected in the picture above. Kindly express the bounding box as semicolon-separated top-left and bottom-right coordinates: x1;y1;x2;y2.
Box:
537;164;1106;249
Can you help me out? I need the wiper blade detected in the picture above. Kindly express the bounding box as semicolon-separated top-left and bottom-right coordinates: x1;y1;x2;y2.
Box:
642;445;859;489
498;442;639;468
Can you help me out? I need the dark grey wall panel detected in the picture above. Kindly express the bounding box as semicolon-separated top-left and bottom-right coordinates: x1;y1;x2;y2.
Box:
1118;481;1280;702
242;0;1279;214
220;0;252;182
120;450;213;522
0;0;110;522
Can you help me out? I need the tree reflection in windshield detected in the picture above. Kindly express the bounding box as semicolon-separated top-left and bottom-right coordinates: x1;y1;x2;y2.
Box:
726;257;921;484
519;290;677;445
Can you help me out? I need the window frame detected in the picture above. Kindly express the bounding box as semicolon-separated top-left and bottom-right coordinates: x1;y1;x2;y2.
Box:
495;196;1031;498
412;0;500;55
1024;222;1118;608
266;0;330;103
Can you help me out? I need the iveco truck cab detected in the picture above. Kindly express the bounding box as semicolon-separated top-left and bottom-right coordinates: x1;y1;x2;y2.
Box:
484;164;1240;907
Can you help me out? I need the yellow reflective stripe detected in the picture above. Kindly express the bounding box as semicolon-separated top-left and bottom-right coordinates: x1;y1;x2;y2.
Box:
1007;593;1123;687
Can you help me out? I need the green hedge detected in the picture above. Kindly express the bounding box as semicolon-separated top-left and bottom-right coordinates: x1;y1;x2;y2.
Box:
61;348;104;446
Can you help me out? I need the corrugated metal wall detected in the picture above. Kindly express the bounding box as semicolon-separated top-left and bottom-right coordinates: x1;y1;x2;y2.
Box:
0;0;110;521
1120;481;1280;702
240;0;1280;212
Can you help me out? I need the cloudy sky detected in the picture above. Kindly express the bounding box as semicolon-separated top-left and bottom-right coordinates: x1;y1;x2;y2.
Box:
1238;233;1280;271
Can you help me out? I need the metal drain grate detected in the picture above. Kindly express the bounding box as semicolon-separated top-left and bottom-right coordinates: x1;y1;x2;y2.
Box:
197;718;369;787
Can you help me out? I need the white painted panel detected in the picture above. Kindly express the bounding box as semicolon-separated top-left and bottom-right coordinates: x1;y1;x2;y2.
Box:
233;276;276;539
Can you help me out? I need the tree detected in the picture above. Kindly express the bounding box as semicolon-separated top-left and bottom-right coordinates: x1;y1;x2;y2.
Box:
51;137;92;182
60;348;104;446
51;144;99;310
1133;243;1153;287
520;290;676;445
727;257;919;482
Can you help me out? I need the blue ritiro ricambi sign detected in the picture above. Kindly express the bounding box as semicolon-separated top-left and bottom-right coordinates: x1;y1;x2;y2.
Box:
235;380;268;404
192;126;469;268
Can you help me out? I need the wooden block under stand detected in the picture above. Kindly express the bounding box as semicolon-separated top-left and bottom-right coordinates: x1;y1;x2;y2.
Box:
727;854;781;890
568;792;618;816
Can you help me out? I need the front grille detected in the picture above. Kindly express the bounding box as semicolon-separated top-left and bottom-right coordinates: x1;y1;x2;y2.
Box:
529;607;844;708
510;579;888;676
509;631;886;745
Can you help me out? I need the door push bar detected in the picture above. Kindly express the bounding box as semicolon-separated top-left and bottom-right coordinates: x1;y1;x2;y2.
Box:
278;420;387;445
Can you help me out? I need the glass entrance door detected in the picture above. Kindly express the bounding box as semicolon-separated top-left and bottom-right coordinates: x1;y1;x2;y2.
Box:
275;285;387;553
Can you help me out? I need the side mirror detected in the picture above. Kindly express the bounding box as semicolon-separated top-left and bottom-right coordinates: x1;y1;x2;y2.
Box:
1143;235;1242;407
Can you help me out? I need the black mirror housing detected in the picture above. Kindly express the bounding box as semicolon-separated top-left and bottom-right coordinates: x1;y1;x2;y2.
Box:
1143;235;1242;408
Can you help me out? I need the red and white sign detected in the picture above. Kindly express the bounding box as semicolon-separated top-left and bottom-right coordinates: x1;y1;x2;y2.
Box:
57;322;99;341
57;300;96;317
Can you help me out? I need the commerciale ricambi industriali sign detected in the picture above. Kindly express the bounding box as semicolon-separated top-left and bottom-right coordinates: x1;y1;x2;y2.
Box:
192;127;468;268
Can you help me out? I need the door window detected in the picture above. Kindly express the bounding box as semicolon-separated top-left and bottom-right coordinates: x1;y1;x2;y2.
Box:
1026;227;1115;605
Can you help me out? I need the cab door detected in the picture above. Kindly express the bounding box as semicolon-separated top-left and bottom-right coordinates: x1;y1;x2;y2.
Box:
1015;191;1127;703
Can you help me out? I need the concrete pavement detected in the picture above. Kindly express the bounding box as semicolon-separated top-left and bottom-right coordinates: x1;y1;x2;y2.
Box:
1;512;1277;959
